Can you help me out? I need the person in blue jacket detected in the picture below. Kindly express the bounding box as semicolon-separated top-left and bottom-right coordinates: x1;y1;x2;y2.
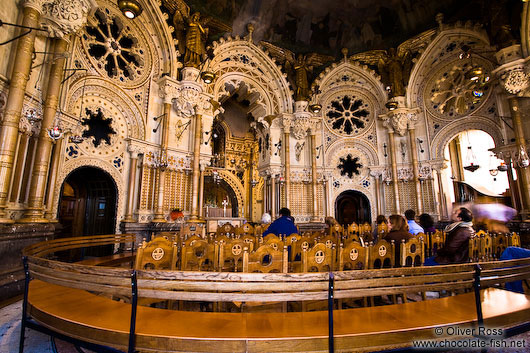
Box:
262;208;298;236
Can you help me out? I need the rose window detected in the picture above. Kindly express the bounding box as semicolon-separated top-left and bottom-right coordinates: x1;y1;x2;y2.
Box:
428;62;490;118
83;9;145;83
325;95;370;136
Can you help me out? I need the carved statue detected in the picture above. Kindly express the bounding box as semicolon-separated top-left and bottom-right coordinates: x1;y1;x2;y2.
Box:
164;0;231;68
260;41;334;101
183;12;208;68
350;33;432;97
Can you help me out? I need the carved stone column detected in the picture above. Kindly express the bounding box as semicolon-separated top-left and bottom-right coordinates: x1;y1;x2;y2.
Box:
20;38;69;223
123;150;139;222
408;127;423;213
198;164;205;218
189;112;203;221
9;132;31;204
153;103;171;222
310;132;319;222
44;136;64;221
270;175;276;219
283;129;291;208
370;170;383;216
0;3;41;223
387;130;400;214
508;97;530;217
432;161;448;220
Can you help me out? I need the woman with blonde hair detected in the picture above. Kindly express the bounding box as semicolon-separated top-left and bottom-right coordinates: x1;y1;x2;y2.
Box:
383;214;413;265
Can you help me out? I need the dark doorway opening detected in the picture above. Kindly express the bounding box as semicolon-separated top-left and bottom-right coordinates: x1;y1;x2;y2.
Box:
58;167;117;258
335;190;371;226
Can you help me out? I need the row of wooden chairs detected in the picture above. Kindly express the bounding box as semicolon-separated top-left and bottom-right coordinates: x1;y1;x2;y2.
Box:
469;231;520;262
135;234;427;274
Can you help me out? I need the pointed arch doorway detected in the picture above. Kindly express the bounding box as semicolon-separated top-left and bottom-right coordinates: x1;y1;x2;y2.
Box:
335;190;371;226
58;167;117;257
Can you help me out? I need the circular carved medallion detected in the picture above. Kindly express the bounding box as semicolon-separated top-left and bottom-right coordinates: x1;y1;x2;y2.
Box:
378;245;387;257
232;244;242;256
324;93;372;136
315;250;325;264
301;241;310;251
349;248;359;261
151;247;164;261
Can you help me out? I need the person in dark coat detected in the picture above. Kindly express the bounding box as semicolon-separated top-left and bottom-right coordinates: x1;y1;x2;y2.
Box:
262;208;298;237
419;213;436;234
425;207;474;265
383;214;413;264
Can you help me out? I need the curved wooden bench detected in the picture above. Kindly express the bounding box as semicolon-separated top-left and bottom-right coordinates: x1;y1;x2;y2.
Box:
21;236;530;353
27;280;530;352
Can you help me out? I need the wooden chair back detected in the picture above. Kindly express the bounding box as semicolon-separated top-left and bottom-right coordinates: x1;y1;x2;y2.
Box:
180;223;205;240
329;224;343;237
262;234;284;250
181;239;218;271
240;234;257;252
236;223;254;236
183;234;203;247
468;235;480;262
400;237;425;267
479;231;493;261
376;222;388;235
360;222;372;236
302;243;335;272
219;239;247;272
339;241;368;270
347;222;359;235
243;244;288;273
368;239;395;269
509;232;521;247
492;233;508;259
213;234;231;245
217;223;236;237
158;232;179;243
430;230;445;257
135;236;178;270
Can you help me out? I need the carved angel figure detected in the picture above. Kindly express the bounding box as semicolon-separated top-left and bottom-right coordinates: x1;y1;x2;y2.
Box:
164;0;231;68
350;31;434;97
260;41;334;101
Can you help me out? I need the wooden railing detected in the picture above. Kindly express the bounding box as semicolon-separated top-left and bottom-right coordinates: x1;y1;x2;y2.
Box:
20;235;530;353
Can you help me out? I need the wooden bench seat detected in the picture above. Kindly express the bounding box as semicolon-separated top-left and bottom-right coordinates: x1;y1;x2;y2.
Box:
76;253;134;267
28;279;530;353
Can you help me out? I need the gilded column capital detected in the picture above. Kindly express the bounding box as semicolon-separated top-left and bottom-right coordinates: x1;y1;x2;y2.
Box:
40;0;97;38
379;108;420;136
21;0;46;14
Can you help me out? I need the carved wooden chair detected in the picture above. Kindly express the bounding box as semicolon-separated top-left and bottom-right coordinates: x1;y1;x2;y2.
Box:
430;230;445;257
509;232;521;247
218;239;247;272
236;223;254;237
479;231;493;261
400;237;425;268
263;233;285;251
217;223;236;237
347;222;359;236
302;242;335;272
243;244;288;273
368;239;395;269
492;233;508;259
468;235;481;263
240;234;257;253
181;239;218;271
135;236;178;271
180;223;205;240
135;237;179;308
376;222;388;236
399;237;425;303
339;241;368;271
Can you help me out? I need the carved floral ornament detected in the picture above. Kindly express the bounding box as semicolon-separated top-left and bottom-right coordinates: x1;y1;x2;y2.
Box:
379;109;419;136
23;0;98;38
502;68;530;95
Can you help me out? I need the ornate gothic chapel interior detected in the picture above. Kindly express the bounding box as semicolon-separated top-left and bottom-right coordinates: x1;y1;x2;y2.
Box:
0;0;529;315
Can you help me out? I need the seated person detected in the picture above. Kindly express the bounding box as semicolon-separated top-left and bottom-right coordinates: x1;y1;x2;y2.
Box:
424;207;474;266
419;213;436;234
405;209;424;235
383;214;413;264
262;207;298;237
373;214;388;243
500;246;530;293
